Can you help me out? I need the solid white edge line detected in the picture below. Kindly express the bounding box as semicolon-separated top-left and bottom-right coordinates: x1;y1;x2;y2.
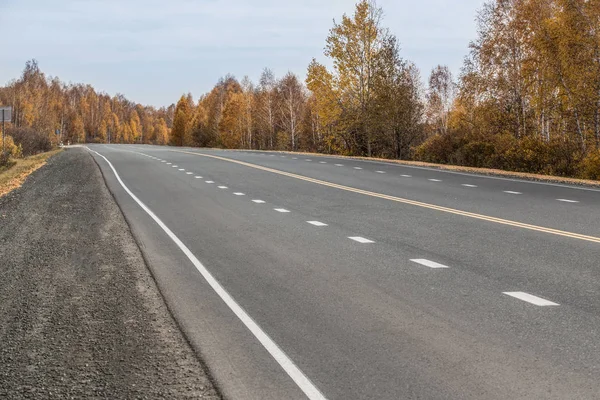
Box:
503;292;559;306
85;147;327;400
410;259;450;269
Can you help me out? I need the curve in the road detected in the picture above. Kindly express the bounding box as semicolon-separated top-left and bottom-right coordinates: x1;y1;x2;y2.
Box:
171;149;600;245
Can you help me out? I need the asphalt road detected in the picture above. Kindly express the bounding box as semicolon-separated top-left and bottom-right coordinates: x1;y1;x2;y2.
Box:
87;144;600;400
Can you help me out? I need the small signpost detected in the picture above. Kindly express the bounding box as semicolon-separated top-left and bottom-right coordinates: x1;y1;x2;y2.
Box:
1;106;12;155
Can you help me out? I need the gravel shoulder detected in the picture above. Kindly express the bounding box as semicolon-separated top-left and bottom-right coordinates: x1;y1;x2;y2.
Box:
0;148;220;399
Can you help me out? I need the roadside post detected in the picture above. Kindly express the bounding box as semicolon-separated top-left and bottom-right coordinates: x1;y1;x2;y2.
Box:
1;106;12;155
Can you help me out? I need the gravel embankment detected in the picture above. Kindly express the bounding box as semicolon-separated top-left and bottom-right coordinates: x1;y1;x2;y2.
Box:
0;149;221;399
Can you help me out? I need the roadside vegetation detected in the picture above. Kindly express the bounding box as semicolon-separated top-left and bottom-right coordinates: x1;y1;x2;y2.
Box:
1;0;599;180
0;128;60;197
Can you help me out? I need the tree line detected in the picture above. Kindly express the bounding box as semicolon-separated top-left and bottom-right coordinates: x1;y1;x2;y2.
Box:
1;0;599;179
0;60;172;148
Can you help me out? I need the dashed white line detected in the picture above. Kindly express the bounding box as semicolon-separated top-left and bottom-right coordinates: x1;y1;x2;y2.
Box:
307;221;328;227
557;199;579;203
401;174;412;178
233;192;245;196
205;181;214;184
179;168;185;171
161;160;166;163
167;162;172;165
319;161;327;164
186;172;193;175
376;171;386;174
462;184;478;188
292;157;298;160
274;208;291;213
503;292;559;306
305;159;312;162
218;186;228;189
335;164;344;167
353;167;363;170
348;236;374;244
195;176;203;179
252;200;266;204
428;179;442;182
173;165;179;168
504;191;522;195
86;148;327;400
410;259;450;269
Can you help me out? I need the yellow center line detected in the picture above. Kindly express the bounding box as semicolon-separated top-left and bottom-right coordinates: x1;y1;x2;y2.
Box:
171;149;600;245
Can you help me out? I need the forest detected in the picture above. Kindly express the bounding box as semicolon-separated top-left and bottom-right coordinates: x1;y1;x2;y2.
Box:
1;0;599;179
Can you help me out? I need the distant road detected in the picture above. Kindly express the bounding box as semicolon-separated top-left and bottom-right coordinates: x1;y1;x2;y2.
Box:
88;144;600;400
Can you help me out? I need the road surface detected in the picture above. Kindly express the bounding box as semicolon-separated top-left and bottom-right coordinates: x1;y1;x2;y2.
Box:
87;144;600;400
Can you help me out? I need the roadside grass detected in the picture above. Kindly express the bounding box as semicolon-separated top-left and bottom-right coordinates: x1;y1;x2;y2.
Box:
0;149;62;197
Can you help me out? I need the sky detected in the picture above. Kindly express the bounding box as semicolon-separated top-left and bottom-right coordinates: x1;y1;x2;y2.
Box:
0;0;486;107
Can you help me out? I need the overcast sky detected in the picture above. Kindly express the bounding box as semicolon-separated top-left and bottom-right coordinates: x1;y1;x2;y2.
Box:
0;0;485;107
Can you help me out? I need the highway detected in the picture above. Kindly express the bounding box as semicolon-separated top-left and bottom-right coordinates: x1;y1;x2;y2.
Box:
86;144;600;400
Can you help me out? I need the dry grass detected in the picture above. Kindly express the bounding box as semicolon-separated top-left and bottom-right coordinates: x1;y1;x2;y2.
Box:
0;149;62;197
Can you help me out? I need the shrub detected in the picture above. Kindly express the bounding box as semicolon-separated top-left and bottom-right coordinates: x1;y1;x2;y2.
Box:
578;150;600;180
6;127;52;156
3;135;23;158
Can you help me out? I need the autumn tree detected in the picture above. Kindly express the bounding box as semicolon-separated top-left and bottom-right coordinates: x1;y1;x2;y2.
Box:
170;94;193;146
277;73;305;151
426;65;455;136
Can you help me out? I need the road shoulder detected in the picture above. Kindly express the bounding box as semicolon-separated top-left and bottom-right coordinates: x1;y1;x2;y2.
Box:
0;148;220;399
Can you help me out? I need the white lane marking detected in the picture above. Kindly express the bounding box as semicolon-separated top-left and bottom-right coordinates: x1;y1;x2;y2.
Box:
410;259;450;269
252;200;266;204
428;179;442;182
173;165;179;168
179;168;185;171
274;208;291;213
161;161;166;163
218;186;228;189
205;181;214;184
353;167;363;170
270;154;275;157
307;221;328;227
503;292;559;306
401;174;412;178
195;176;203;179
504;191;522;195
376;171;386;174
186;172;193;175
167;162;172;165
348;236;375;244
233;192;245;196
557;199;579;203
319;161;327;164
292;157;298;160
305;159;312;162
335;164;344;167
85;147;327;400
462;184;478;188
281;156;286;158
